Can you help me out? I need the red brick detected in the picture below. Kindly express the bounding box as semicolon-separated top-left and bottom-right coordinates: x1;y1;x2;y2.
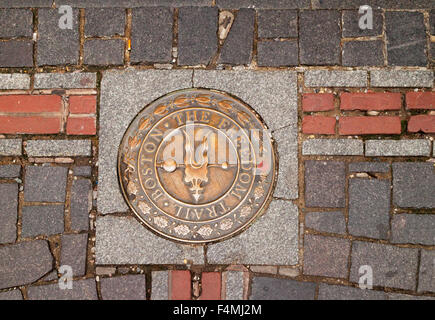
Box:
0;116;61;134
0;95;62;113
170;270;191;300
302;116;336;134
340;92;401;111
406;92;435;110
339;116;401;135
302;93;334;112
69;95;97;114
408;115;435;133
66;117;96;135
199;272;221;300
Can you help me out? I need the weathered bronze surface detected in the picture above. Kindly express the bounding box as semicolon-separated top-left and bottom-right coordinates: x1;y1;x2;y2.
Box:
118;89;276;243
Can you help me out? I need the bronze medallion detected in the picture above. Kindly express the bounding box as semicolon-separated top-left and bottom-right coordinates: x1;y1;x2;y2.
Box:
118;89;276;243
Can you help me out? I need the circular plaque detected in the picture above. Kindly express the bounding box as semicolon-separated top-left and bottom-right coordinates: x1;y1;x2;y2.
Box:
118;89;276;243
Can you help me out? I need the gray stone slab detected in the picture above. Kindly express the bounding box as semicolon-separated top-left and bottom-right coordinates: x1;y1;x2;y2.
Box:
0;9;33;37
61;233;88;277
100;275;146;300
305;70;367;87
365;140;431;157
217;0;310;9
342;40;384;66
84;39;125;65
99;69;193;214
250;277;316;300
207;200;299;265
25;140;92;157
0;289;23;300
392;214;435;245
305;211;346;235
34;73;97;89
96;215;204;264
370;70;433;87
418;250;435;293
0;0;52;7
70;179;92;232
0;183;18;244
28;278;98;300
393;162;435;209
22;205;64;237
0;165;21;178
312;0;434;9
348;178;391;240
151;271;168;300
0;40;33;67
302;139;363;156
85;8;125;37
0;74;30;89
225;271;244;300
350;241;419;291
388;293;435;300
0;240;53;289
73;166;92;177
47;0;212;7
349;162;389;173
318;284;387;300
342;9;383;37
24;166;68;202
257;40;298;67
0;139;21;156
258;9;298;38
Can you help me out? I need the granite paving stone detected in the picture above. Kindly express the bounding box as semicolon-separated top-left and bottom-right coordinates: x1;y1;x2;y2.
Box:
100;275;146;300
257;40;298;67
257;10;298;38
217;0;310;8
299;10;341;65
84;39;125;65
388;293;435;300
73;166;92;177
302;139;363;156
0;165;21;178
391;214;435;246
312;0;434;9
21;205;64;237
85;8;125;36
0;240;53;289
70;179;92;231
0;139;22;156
418;250;435;293
392;162;435;209
370;70;433;88
304;211;346;235
318;284;387;300
24;166;68;202
349;162;390;173
305;161;346;208
303;234;350;278
61;234;88;277
0;183;18;244
304;70;367;87
96;215;204;264
28;278;98;300
0;74;30;89
0;289;23;300
131;7;173;63
385;11;426;66
0;41;33;67
224;271;244;300
25;140;92;157
366;140;431;157
0;9;33;37
207;200;298;265
34;73;97;89
348;178;391;240
53;0;212;7
350;241;419;291
218;8;254;65
342;9;383;37
151;271;168;300
0;0;52;7
250;277;316;300
178;7;218;66
37;8;80;66
342;41;384;66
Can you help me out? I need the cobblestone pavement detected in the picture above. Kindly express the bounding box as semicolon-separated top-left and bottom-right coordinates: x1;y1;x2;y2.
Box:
0;0;434;300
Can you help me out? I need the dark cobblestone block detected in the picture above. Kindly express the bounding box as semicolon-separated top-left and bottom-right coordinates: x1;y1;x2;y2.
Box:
0;0;52;7
312;0;434;9
37;8;79;66
22;205;64;237
100;275;146;300
61;233;88;277
85;8;125;36
431;10;435;34
418;250;435;293
349;162;389;173
303;234;350;278
84;39;124;65
0;165;21;178
0;183;18;244
73;166;92;177
257;40;298;67
391;214;435;246
0;289;23;300
0;240;53;289
250;277;316;300
218;8;254;65
348;178;390;240
393;163;435;209
318;284;387;300
258;10;298;38
305;161;346;208
55;0;212;7
386;12;426;66
217;0;310;8
388;293;435;300
24;166;68;202
0;9;33;37
342;40;384;66
178;7;218;66
28;278;97;300
299;10;341;65
350;241;418;291
305;211;346;234
70;179;92;232
342;9;383;37
131;7;173;64
0;41;33;67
